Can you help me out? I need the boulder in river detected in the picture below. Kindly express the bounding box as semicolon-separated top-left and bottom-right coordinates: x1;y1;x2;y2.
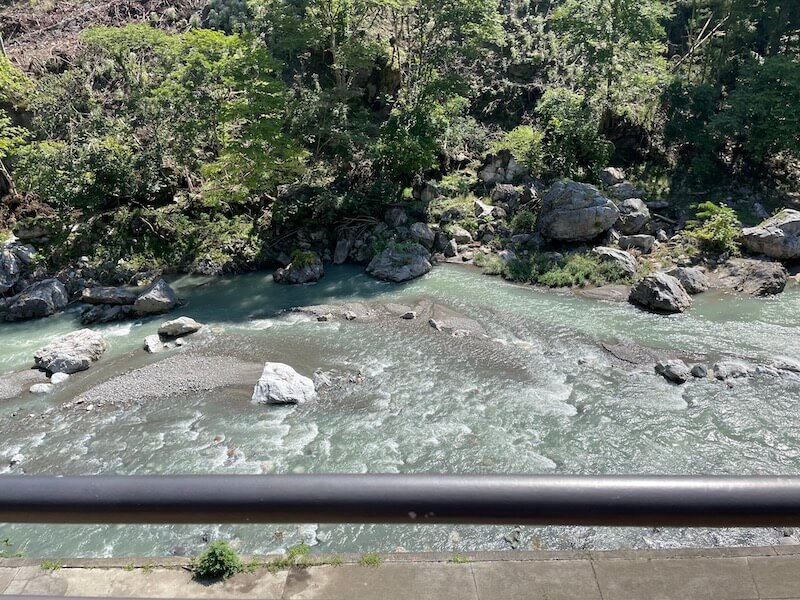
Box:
251;362;317;405
5;279;68;322
592;246;637;276
30;383;54;394
143;334;166;354
134;279;179;315
80;286;138;306
655;359;691;384
615;198;650;235
713;361;752;381
538;180;619;241
81;304;137;325
629;273;692;313
740;209;800;260
158;316;203;338
714;258;787;296
366;243;432;283
34;329;108;374
274;253;324;285
665;267;710;295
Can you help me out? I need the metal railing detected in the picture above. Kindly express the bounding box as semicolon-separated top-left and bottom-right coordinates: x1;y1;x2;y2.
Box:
1;474;799;527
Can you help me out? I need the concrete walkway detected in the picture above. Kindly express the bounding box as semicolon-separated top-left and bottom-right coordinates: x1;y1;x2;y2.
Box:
2;546;800;599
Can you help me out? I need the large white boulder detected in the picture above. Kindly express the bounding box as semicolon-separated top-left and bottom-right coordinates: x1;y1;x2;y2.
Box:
629;273;692;313
539;180;619;241
252;363;317;405
741;209;800;260
158;316;203;337
34;329;108;374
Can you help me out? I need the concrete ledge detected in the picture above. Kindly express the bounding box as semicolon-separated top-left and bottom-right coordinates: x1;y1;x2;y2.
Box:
2;547;799;599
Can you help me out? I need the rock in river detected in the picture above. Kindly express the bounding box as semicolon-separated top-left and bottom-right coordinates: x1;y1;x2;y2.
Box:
367;243;432;283
740;209;800;260
5;279;68;322
252;363;317;405
538;180;619;241
274;253;324;285
81;286;138;306
666;267;710;295
34;329;108;374
133;279;179;315
655;359;691;384
158;316;203;338
714;258;787;297
629;273;692;313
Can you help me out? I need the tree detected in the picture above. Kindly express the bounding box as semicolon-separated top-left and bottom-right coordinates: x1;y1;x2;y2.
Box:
553;0;670;121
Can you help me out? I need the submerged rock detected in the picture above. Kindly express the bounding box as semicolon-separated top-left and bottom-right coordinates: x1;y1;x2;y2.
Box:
34;329;108;374
81;304;137;325
30;383;55;394
366;243;432;283
539;180;619;241
655;359;691;384
592;246;637;276
740;209;800;260
666;267;710;295
691;364;708;379
252;362;317;405
629;273;692;313
713;361;752;381
5;279;69;321
134;279;179;315
158;317;203;338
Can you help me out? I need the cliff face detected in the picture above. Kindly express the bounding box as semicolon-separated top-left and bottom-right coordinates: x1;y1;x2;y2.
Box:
0;0;203;72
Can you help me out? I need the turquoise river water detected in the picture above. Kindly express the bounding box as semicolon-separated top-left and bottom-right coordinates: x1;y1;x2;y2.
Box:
0;264;799;557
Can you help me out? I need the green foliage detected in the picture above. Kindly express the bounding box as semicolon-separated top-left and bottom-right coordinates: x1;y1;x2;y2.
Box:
375;104;442;180
473;252;504;275
290;249;316;267
18;25;304;212
40;560;62;571
712;57;800;163
686;202;741;254
193;540;244;580
495;253;629;287
437;172;478;197
0;55;33;108
552;0;670;119
510;209;537;234
535;88;613;180
358;553;381;567
490;126;545;175
449;554;473;564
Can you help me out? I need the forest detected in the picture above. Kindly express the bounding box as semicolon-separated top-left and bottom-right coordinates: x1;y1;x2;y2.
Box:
0;0;798;274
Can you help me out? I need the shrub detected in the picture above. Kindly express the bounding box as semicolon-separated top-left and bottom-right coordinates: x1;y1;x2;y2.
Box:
474;252;504;275
490;125;545;174
510;209;537;234
686;202;741;254
535;88;613;180
537;254;627;287
290;249;316;268
193;540;244;580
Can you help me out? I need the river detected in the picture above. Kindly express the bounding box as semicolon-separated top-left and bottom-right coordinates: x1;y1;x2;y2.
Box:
1;264;799;557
